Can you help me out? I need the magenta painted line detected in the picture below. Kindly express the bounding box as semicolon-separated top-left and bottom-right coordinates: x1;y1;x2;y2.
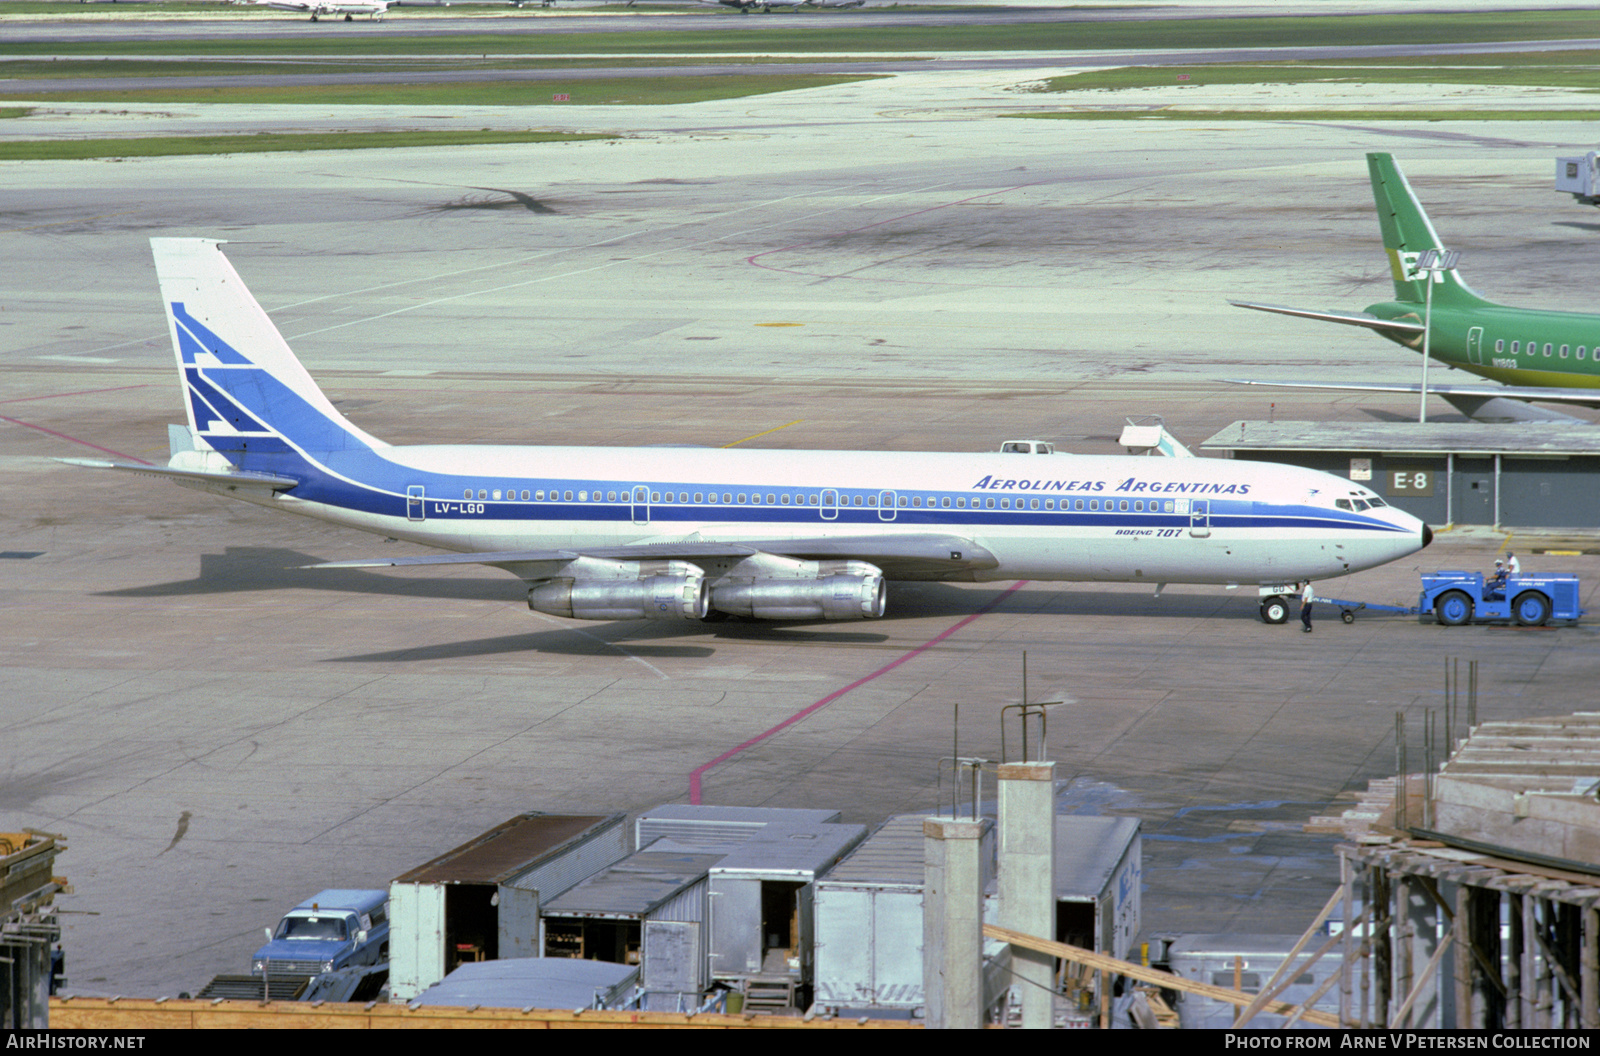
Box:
0;384;148;407
0;414;152;465
688;580;1029;805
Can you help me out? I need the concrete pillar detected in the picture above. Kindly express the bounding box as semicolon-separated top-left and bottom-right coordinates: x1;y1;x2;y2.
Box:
923;817;984;1029
998;762;1055;1029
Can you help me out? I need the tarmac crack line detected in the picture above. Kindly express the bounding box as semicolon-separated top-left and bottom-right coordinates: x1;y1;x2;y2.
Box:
53;674;391;830
775;680;936;802
69;182;847;356
302;677;624;842
279;180;958;340
526;611;669;679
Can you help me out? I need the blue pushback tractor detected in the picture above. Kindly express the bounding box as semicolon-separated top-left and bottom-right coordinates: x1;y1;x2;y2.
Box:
1421;571;1582;627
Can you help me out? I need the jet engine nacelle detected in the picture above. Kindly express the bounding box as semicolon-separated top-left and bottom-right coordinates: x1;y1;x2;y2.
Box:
709;557;886;620
528;558;709;621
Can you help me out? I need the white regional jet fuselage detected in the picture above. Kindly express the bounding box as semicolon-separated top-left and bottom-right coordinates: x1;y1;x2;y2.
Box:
70;240;1431;625
252;0;389;21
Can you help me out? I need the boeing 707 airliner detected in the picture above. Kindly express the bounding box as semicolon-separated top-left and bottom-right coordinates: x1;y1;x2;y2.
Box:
65;239;1431;625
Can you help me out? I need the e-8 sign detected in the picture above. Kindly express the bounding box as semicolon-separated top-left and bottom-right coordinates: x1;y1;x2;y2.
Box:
1388;467;1435;497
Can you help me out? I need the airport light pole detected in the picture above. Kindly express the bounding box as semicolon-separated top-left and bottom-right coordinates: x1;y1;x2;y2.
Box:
1413;248;1458;424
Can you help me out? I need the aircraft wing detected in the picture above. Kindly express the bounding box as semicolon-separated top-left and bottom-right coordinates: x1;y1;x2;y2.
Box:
1229;300;1425;336
310;532;999;581
1225;378;1600;408
57;458;300;492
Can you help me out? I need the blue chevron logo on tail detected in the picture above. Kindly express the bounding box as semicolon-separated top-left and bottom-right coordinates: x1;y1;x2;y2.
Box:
151;239;386;465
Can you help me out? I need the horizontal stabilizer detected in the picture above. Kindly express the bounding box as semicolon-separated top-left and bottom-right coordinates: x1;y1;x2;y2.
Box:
58;458;300;491
1225;379;1600;423
1228;300;1425;335
311;533;999;581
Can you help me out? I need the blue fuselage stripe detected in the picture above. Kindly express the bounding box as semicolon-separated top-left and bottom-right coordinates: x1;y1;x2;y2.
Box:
251;454;1409;536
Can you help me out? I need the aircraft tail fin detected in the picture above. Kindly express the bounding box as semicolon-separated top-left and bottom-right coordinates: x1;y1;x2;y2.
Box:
1366;153;1488;308
151;239;385;465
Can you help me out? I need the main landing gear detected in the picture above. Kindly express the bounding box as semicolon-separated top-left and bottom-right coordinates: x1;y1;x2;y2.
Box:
1259;595;1290;625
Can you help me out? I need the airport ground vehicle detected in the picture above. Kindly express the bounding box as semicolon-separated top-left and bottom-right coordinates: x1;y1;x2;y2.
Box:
1278;572;1582;627
251;889;390;978
1417;570;1582;627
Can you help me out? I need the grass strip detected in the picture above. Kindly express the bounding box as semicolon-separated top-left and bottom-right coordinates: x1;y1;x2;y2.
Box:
0;2;239;11
0;72;879;105
1009;109;1600;123
0;55;904;80
6;11;1600;58
1034;55;1600;94
0;128;614;160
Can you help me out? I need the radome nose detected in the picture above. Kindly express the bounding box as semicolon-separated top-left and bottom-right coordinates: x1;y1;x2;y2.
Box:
1422;523;1434;549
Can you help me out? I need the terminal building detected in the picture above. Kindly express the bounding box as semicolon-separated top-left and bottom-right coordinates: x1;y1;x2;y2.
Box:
1201;421;1600;530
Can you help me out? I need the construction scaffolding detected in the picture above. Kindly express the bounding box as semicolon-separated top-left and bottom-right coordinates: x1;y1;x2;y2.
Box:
1337;839;1599;1028
1;831;68;1029
1329;712;1600;1029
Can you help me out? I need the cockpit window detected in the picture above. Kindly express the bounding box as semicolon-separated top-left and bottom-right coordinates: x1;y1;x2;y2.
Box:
1352;499;1371;511
1336;499;1353;511
1367;496;1388;508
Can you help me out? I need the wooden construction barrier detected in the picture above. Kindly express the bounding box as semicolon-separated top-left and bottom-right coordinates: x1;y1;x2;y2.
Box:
49;997;918;1030
981;924;1341;1028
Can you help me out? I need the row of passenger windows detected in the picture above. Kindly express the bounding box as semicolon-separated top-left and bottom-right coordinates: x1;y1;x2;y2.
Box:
460;486;1187;513
1494;339;1590;360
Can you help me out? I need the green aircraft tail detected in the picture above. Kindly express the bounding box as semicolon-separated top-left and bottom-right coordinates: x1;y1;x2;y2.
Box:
1366;153;1489;308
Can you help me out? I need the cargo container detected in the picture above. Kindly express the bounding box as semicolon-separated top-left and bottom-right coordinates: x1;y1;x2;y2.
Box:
811;813;1138;1014
388;813;627;1002
811;814;997;1012
540;846;719;1010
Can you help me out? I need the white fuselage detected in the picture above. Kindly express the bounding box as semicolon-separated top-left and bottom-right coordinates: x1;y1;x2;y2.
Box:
221;443;1426;587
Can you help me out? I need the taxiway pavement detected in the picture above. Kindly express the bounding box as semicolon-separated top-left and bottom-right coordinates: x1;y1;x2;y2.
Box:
4;12;1600;998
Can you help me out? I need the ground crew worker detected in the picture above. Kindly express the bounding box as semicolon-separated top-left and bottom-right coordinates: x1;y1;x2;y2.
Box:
1300;582;1315;633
